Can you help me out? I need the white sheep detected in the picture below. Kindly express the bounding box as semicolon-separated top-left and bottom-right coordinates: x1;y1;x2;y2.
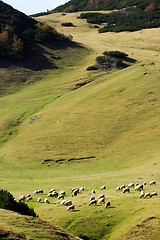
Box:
150;192;158;197
59;191;65;196
123;187;130;193
128;183;134;188
98;194;105;199
49;189;56;193
120;185;125;190
18;195;26;202
58;194;64;199
51;191;58;197
92;190;96;194
143;182;146;185
105;202;110;208
60;200;67;206
44;198;50;203
38;198;41;203
72;189;79;197
144;192;150;198
26;194;31;198
89;199;97;206
64;200;72;206
27;196;33;201
150;180;156;185
116;186;120;191
67;205;75;211
71;188;76;193
90;196;95;201
98;198;105;204
34;190;38;194
135;184;143;191
139;191;145;198
38;189;43;194
101;185;106;190
47;193;53;197
80;187;84;191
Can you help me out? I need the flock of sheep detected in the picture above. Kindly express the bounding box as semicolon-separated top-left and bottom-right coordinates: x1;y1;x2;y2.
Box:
116;180;158;198
17;180;158;212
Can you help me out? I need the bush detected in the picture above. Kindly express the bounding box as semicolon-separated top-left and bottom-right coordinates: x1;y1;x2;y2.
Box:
61;22;74;27
87;65;98;71
103;50;128;59
0;189;37;217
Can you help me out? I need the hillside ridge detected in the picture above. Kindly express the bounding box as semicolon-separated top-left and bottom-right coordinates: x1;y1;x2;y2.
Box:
54;0;154;12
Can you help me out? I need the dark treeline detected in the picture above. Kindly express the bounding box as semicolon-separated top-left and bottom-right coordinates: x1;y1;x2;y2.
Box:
79;5;160;32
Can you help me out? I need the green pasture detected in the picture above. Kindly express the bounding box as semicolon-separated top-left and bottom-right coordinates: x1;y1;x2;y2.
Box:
0;11;160;240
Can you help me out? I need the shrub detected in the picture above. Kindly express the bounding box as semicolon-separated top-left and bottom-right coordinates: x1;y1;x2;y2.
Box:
61;22;74;27
0;189;37;217
103;50;128;59
87;65;98;71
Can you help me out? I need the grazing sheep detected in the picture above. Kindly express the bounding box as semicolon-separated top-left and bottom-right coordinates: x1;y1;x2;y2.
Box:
150;180;156;185
26;194;31;198
101;185;106;190
144;192;150;198
128;183;134;188
105;202;110;208
64;200;72;206
49;189;56;193
90;196;95;201
116;186;120;191
80;187;84;191
47;193;53;197
98;198;105;204
60;200;67;206
38;189;43;194
98;194;105;199
38;198;41;203
143;182;146;186
150;192;158;197
89;199;97;206
139;191;145;198
44;198;50;203
71;188;76;193
18;195;26;202
123;187;130;193
120;185;125;190
51;191;58;197
58;194;64;199
72;189;79;197
27;196;33;201
67;205;75;211
135;184;143;191
59;191;65;196
92;190;96;194
34;190;38;194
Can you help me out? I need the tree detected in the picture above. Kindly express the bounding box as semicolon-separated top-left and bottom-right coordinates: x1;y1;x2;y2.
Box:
0;30;9;43
145;2;156;11
12;34;23;52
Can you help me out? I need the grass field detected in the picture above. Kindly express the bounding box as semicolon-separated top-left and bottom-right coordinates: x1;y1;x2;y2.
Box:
0;11;160;240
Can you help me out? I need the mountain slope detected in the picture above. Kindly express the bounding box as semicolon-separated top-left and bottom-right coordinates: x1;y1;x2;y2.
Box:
1;9;160;240
54;0;155;12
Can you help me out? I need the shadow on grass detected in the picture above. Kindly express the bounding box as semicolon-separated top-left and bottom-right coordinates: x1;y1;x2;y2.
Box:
0;40;83;71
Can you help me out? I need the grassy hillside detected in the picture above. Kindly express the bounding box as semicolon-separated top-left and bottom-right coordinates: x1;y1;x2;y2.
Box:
0;11;160;240
0;209;80;240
